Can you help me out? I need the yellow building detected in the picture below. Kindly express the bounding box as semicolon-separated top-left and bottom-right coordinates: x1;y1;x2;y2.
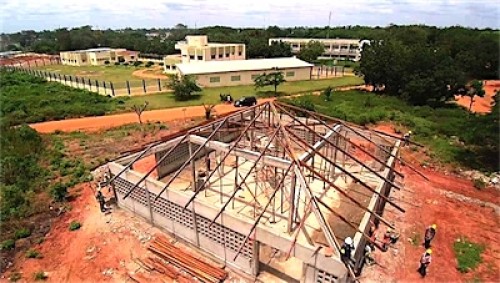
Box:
164;35;246;74
177;57;313;87
60;48;139;66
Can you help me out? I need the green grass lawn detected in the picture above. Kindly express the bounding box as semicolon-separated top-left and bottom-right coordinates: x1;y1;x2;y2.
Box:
122;76;363;109
33;64;159;87
280;90;498;171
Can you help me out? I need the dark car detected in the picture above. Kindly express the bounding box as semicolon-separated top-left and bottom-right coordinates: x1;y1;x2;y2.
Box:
234;96;257;107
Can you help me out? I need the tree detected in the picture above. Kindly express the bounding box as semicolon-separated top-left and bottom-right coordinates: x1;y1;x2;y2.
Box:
131;101;149;124
167;75;201;101
298;41;324;63
254;71;286;95
202;104;216;120
462;80;486;112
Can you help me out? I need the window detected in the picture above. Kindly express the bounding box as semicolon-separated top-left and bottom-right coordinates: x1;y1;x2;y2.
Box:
131;56;135;59
238;52;242;56
292;44;299;48
225;53;230;57
197;56;203;60
211;55;216;59
286;71;295;77
231;75;240;81
171;65;176;70
218;54;223;58
251;74;260;80
209;77;220;83
190;55;195;60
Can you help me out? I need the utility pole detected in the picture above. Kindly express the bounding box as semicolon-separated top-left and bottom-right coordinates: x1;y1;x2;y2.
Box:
327;11;332;39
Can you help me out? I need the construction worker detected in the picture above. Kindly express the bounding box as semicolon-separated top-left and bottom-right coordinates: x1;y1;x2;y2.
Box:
424;224;437;248
340;237;355;265
368;224;377;250
403;131;412;147
382;228;392;251
418;249;432;277
96;189;106;213
364;245;375;266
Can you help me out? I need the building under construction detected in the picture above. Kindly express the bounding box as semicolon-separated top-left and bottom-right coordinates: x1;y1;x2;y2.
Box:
104;101;406;282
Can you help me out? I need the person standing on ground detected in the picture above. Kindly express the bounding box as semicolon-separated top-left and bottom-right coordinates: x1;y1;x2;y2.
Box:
418;249;432;277
403;131;412;147
424;224;437;248
96;189;106;213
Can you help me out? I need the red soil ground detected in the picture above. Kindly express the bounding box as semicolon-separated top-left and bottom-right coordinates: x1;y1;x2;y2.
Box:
361;161;499;282
455;80;499;113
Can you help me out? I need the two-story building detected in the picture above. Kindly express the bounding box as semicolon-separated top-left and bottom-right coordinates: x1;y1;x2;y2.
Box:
268;38;369;61
163;35;245;74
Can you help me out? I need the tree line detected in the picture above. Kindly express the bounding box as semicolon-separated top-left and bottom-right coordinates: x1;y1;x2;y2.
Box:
359;26;498;106
2;24;497;64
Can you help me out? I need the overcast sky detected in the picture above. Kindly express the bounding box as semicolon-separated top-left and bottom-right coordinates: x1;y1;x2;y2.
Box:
0;0;498;33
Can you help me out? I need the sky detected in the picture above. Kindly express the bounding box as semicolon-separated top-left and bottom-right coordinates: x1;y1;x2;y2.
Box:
0;0;498;33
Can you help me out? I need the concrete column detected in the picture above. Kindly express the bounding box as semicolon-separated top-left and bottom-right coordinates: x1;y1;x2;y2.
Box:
252;241;260;276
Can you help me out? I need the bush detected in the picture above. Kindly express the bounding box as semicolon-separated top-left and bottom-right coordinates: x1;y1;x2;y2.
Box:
453;237;485;273
69;220;81;231
9;272;22;282
50;182;68;201
123;62;129;66
25;249;42;259
104;60;110;65
33;271;48;281
114;62;120;66
133;60;143;67
1;239;15;250
473;178;487;190
15;228;31;239
145;61;154;67
159;62;164;66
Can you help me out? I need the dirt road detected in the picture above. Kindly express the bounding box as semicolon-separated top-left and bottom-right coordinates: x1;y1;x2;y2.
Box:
455;80;499;113
30;100;270;133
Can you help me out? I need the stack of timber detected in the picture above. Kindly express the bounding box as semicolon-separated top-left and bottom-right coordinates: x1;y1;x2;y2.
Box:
148;235;228;283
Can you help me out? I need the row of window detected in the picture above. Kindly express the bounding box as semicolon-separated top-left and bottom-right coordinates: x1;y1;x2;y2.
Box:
208;71;295;84
188;52;243;61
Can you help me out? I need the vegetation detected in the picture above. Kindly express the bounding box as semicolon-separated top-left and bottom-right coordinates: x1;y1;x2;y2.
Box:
33;271;48;281
25;249;43;259
9;272;22;282
281;90;499;171
298;41;324;63
14;228;31;239
0;70;121;125
359;27;498;106
254;71;286;94
131;101;149;124
473;178;487;190
323;86;333;101
453;237;485;273
1;239;15;250
167;75;202;101
69;221;81;231
124;76;363;110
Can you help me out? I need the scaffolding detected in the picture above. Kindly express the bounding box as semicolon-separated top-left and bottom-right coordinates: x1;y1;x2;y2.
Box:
105;101;417;282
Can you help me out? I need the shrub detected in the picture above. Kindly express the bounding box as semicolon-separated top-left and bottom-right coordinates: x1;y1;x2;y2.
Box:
1;239;15;250
453;237;485;273
9;272;21;282
145;61;154;68
133;61;143;67
15;228;31;239
323;86;333;101
159;62;164;66
114;62;120;66
33;271;48;281
104;60;110;65
473;178;486;190
50;182;68;202
123;62;129;66
69;221;81;231
25;249;42;259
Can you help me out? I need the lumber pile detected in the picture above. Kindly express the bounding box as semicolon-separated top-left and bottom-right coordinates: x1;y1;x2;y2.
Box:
148;235;228;283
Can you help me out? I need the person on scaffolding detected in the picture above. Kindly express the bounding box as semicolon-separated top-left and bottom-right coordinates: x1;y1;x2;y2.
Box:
403;131;412;147
340;237;355;265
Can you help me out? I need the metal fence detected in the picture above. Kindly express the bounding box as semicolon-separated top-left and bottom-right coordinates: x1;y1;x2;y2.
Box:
2;65;170;97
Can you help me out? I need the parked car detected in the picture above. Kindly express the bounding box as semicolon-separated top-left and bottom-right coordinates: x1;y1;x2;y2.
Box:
234;96;257;107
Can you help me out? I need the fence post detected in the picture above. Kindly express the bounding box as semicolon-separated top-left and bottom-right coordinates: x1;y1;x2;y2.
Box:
64;75;67;83
88;78;92;91
58;74;62;81
334;66;337;77
95;80;99;94
35;60;38;67
342;66;345;76
126;80;131;95
110;82;115;96
142;79;146;94
69;76;73;87
157;79;161;92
